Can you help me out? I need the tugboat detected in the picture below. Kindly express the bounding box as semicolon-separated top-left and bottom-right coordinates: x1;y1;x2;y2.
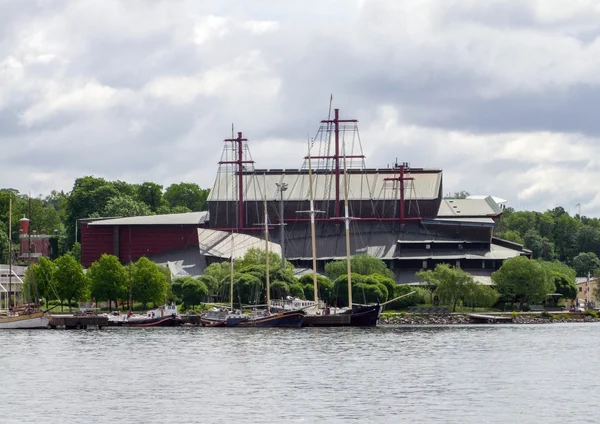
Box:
124;303;183;327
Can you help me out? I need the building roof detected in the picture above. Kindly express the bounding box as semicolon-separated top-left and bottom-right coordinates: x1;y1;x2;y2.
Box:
437;196;502;217
466;195;508;205
197;228;281;259
208;168;442;202
87;211;209;226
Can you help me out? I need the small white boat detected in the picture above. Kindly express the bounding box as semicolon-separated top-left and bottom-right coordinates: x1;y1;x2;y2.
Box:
0;309;50;329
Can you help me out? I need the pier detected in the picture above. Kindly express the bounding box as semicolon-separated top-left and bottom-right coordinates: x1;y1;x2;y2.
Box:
49;315;109;329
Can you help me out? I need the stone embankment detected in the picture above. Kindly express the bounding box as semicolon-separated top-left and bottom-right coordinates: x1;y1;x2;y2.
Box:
379;313;600;325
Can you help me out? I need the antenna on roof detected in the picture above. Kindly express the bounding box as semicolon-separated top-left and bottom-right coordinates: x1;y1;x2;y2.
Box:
328;94;333;120
231;123;234;138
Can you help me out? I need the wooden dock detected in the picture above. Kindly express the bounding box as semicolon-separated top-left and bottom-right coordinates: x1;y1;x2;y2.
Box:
468;314;514;324
49;315;109;329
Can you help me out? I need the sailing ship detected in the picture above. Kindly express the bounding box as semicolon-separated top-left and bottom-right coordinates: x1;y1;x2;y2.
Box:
297;134;381;327
0;198;50;329
199;212;305;328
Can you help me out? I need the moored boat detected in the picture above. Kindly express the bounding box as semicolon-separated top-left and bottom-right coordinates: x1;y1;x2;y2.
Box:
200;308;305;328
0;198;50;330
123;303;183;327
0;308;50;329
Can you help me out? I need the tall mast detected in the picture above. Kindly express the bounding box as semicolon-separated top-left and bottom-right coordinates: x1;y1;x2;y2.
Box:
318;109;359;218
307;139;319;313
230;232;234;311
28;195;32;306
8;196;12;311
342;136;353;309
264;195;270;314
220;132;254;230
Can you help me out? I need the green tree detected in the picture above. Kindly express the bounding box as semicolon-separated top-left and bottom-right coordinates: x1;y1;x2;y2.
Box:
385;284;430;310
492;256;555;310
572;252;600;277
181;278;208;308
331;273;389;307
69;242;82;263
88;254;128;310
325;254;393;281
426;264;474;312
298;274;333;302
524;230;555;260
132;257;168;308
54;255;88;312
164;183;210;211
537;260;577;301
102;195;152;218
28;257;58;308
137;182;165;212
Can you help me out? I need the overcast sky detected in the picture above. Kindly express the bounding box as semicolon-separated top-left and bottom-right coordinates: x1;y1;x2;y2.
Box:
1;0;600;215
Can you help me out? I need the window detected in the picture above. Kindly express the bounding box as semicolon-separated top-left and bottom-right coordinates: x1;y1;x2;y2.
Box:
579;287;582;292
422;260;427;269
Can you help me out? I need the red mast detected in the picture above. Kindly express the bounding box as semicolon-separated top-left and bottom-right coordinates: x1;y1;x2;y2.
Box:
313;109;362;218
384;163;415;221
220;132;254;230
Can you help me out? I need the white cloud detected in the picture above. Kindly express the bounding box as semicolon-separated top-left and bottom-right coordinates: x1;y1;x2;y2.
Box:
1;0;600;218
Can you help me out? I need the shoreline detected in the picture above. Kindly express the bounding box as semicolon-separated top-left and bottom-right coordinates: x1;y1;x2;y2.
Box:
379;313;600;325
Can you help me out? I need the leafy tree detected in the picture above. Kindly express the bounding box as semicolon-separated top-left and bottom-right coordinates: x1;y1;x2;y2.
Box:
181;278;208;308
553;214;580;262
88;254;128;310
537;260;577;302
0;220;8;264
68;242;82;263
164;183;210;211
298;274;333;302
426;264;474;312
576;225;600;257
132;257;168;308
572;252;600;277
463;282;500;310
385;284;430;310
137;182;165;212
500;230;524;245
524;230;555;260
102;195;152;218
54;255;88;312
27;257;58;308
233;273;264;305
492;256;555;310
270;280;289;299
331;273;389;307
325;254;393;281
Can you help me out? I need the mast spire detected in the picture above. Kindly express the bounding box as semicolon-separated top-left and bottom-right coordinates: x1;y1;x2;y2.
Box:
264;176;271;314
230;232;234;312
307;138;320;313
8;196;12;311
342;135;353;309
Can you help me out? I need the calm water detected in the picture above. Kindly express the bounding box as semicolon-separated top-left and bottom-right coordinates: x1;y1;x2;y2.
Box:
2;324;600;424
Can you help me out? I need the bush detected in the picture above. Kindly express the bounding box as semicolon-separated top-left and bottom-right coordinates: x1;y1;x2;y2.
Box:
586;309;598;318
540;311;552;319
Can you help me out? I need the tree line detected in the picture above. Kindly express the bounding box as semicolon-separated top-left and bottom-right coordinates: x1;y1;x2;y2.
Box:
494;206;600;276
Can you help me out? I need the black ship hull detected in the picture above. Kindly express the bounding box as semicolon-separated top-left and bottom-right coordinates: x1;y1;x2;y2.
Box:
302;304;381;327
124;315;183;327
200;310;305;328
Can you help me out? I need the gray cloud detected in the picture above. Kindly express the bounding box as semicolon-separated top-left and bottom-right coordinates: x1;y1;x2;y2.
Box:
1;0;600;216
